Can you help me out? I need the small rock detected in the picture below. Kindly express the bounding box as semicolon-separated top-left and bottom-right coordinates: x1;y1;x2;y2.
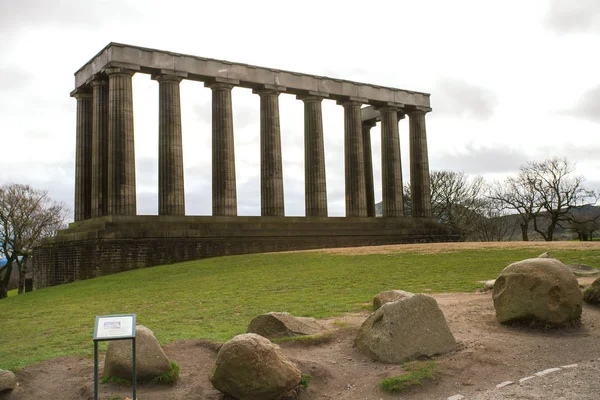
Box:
103;325;171;382
538;252;551;258
209;333;301;400
484;280;496;290
0;369;17;392
447;395;465;400
247;312;323;339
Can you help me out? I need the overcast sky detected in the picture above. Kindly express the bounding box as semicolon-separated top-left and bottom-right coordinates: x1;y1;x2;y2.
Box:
1;0;599;219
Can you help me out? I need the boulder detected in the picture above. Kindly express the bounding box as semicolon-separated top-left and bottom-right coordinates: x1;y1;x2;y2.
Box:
103;325;171;382
210;333;301;400
373;290;414;310
355;294;457;364
493;258;583;325
584;277;600;304
0;369;16;392
247;312;323;339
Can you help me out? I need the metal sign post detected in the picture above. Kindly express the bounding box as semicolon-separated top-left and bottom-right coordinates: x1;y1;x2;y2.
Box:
93;314;137;400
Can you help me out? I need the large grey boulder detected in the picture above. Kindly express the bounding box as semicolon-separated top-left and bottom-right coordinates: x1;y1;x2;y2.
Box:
584;276;600;304
103;325;171;382
373;290;414;310
247;312;323;339
356;294;457;364
210;333;301;400
493;258;583;325
0;369;16;392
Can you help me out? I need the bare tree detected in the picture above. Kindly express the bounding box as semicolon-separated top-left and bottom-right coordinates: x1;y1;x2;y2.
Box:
0;184;68;299
565;206;600;241
430;171;486;240
489;172;542;241
470;196;519;242
524;158;598;241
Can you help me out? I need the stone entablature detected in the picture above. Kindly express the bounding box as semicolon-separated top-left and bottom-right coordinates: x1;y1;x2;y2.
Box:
75;43;430;109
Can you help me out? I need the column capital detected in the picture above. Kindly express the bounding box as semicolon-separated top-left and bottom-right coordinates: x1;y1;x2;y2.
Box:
89;77;107;88
104;67;136;77
375;102;405;112
362;119;377;129
296;94;325;102
336;97;367;107
406;105;432;115
253;84;287;95
204;77;239;88
70;87;91;99
152;74;183;83
205;82;234;90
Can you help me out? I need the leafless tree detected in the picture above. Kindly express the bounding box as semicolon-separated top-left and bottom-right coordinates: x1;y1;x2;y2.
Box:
0;184;68;299
489;172;542;241
564;206;600;241
524;158;598;241
428;171;486;240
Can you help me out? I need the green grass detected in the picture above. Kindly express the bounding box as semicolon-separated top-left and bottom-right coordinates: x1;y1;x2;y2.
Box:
1;247;598;371
380;361;437;393
151;361;181;384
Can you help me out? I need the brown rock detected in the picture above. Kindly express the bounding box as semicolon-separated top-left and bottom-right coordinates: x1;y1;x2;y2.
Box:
493;258;583;325
372;290;414;310
0;369;16;392
356;294;457;364
209;333;301;400
103;325;171;382
247;312;323;339
584;276;600;304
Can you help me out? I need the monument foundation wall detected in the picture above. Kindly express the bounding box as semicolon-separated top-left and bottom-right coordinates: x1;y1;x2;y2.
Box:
33;215;459;289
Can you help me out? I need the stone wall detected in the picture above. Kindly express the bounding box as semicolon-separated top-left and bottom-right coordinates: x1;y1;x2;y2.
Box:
33;215;459;289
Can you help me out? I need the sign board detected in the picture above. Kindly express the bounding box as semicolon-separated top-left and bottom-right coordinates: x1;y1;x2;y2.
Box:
93;314;137;400
94;314;136;340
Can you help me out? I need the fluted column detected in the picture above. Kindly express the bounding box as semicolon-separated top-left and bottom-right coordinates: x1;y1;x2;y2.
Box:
299;94;327;217
106;67;136;216
72;88;93;221
408;108;432;218
207;81;237;216
254;88;285;216
362;120;377;217
155;74;185;215
91;78;108;218
338;100;367;217
380;106;404;217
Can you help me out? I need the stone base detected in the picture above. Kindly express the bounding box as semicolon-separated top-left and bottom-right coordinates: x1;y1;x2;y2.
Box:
32;215;459;289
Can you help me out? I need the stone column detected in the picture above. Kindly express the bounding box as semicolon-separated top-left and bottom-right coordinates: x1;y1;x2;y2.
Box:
362;120;377;217
207;80;238;216
408;107;432;218
106;67;136;216
72;88;93;221
154;74;185;215
380;106;404;217
338;99;367;217
90;78;109;218
299;94;327;217
254;87;285;217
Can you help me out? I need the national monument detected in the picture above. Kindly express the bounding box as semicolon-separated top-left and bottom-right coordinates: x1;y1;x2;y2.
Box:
33;43;457;289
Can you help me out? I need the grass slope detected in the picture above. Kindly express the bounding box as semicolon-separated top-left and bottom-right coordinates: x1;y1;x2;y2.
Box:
1;247;598;371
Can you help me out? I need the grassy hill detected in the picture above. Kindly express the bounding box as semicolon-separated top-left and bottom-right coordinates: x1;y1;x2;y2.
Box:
1;245;599;371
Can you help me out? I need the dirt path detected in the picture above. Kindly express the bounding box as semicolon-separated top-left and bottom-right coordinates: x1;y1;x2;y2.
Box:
2;242;599;400
3;288;599;400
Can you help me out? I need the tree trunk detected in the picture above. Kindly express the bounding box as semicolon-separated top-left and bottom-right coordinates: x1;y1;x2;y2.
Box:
520;223;529;241
18;269;25;294
0;264;12;300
